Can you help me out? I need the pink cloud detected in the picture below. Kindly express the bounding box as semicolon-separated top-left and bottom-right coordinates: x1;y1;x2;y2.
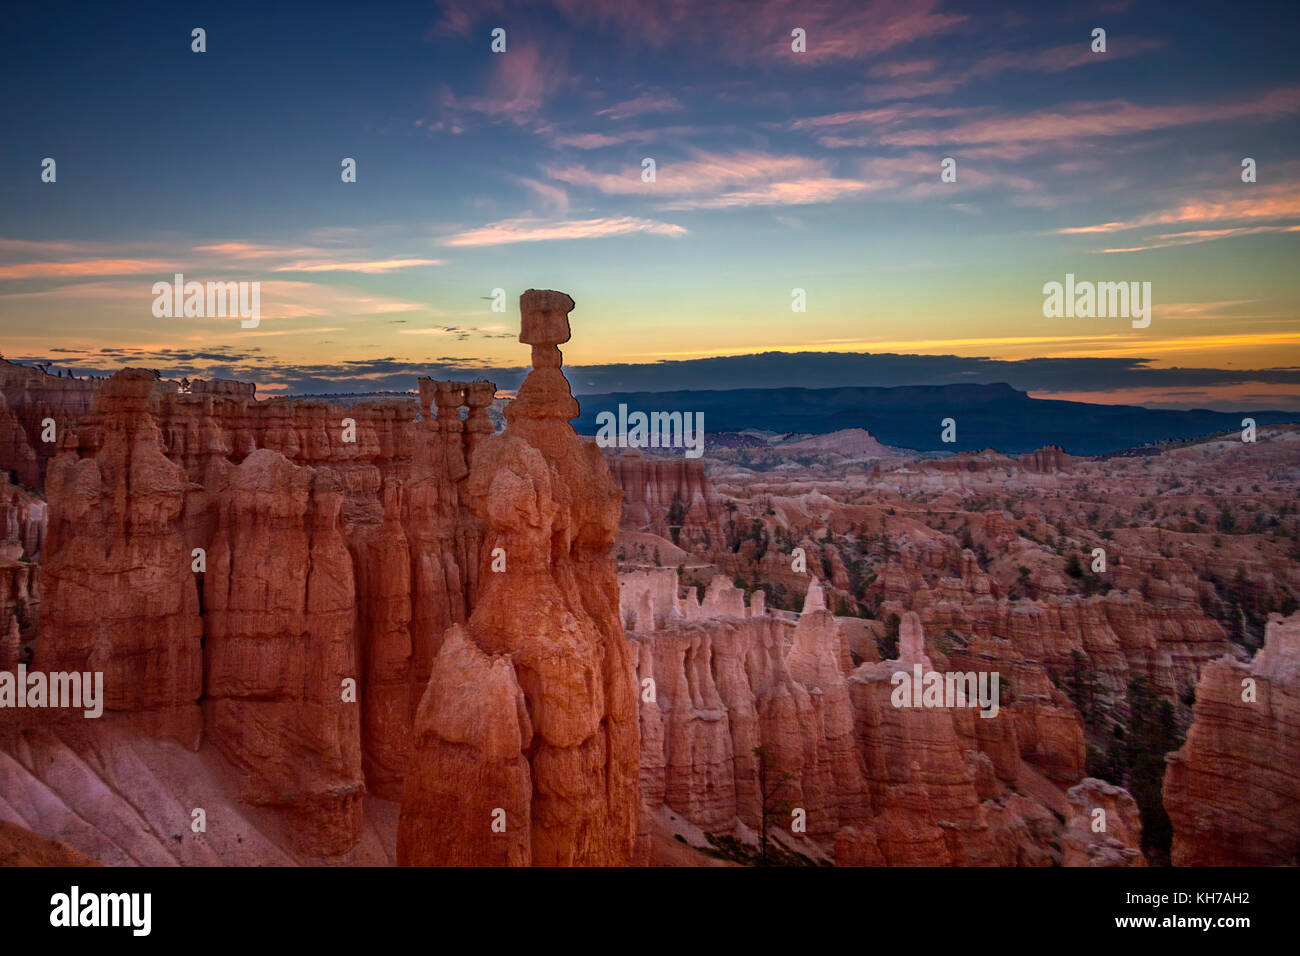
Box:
509;175;570;212
661;178;871;210
434;0;963;62
546;150;843;200
544;149;938;209
549;124;704;150
1061;185;1300;234
443;216;687;246
880;87;1300;147
270;258;445;274
192;241;325;259
595;93;683;120
551;131;632;149
1099;225;1300;253
965;38;1165;80
432;44;569;130
0;238;106;256
869;57;937;78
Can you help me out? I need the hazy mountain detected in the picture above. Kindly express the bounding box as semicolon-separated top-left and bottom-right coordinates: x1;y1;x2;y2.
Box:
572;383;1300;456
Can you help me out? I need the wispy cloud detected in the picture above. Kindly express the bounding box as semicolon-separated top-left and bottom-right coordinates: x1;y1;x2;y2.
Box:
595;92;682;120
0;258;170;279
431;44;568;130
791;87;1300;157
0;239;447;280
270;258;444;273
858;39;1164;103
397;325;514;340
548;124;703;150
0;276;433;320
880;87;1300;148
509;174;569;212
442;216;687;246
1098;224;1300;253
546;149;872;208
432;0;964;63
1062;184;1300;234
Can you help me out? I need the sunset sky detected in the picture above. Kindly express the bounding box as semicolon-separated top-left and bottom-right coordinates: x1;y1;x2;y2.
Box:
1;0;1298;407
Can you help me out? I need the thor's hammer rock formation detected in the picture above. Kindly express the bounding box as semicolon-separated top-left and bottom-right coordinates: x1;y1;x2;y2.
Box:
397;290;640;866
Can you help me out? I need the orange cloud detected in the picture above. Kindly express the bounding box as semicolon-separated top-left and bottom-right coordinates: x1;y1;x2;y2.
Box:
0;258;170;279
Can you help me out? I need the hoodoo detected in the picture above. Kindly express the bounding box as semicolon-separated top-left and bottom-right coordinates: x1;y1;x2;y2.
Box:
397;290;640;866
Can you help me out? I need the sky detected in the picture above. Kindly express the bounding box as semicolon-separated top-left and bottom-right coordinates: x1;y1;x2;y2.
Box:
1;0;1298;408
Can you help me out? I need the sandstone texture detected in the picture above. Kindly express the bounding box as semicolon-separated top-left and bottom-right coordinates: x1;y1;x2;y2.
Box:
1164;611;1300;865
396;290;639;865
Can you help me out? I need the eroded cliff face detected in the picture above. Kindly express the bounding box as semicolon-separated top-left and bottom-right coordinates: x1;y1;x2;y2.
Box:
0;359;103;491
202;451;363;856
1164;611;1300;865
8;294;630;863
608;450;727;552
396;290;639;866
0;473;43;669
36;370;203;743
623;572;1146;866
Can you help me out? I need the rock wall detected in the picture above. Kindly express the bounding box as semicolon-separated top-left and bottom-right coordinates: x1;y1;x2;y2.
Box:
607;449;727;551
1164;611;1300;865
201;451;363;856
36;370;203;743
19;291;629;858
0;359;103;490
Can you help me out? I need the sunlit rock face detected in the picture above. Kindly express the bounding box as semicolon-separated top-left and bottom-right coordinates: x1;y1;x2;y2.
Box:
21;350;517;858
397;290;640;866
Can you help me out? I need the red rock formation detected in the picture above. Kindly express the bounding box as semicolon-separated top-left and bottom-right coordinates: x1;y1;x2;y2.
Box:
848;656;996;865
0;556;37;672
1164;612;1300;865
1018;445;1074;474
629;574;870;845
0;359;104;489
607;449;727;551
348;478;414;800
1062;778;1145;866
397;290;639;866
202;450;363;856
35;369;203;743
0;820;101;866
0;394;40;490
25;360;498;856
0;471;46;561
0;474;44;669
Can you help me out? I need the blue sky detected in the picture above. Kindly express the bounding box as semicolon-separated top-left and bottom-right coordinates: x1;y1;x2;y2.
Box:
1;0;1298;407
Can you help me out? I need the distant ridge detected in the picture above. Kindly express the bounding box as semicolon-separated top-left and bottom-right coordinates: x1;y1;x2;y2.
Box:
571;383;1300;456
